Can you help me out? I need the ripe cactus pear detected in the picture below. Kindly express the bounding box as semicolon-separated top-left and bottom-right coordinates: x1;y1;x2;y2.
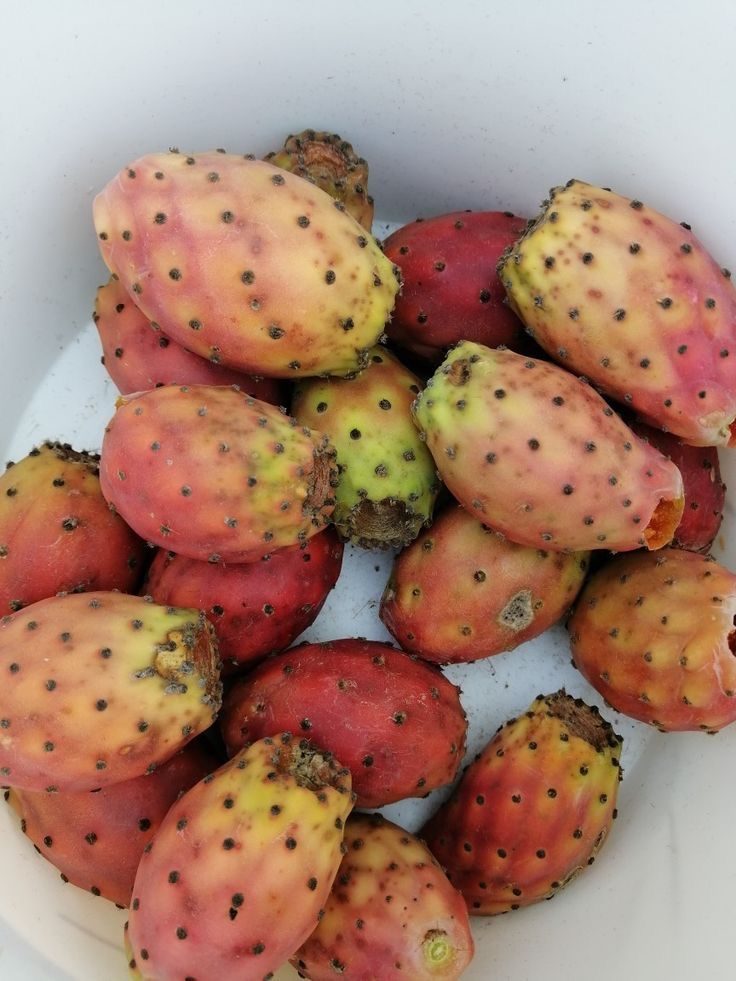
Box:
143;526;344;674
292;346;440;549
99;383;337;563
292;811;475;980
264;128;374;230
94;276;287;404
382;210;527;363
498;179;736;446
93;150;399;378
125;733;354;981
421;691;623;915
380;502;590;664
568;548;736;732
220;638;468;808
412;341;685;553
0;590;221;792
629;419;726;552
5;738;219;908
0;441;146;615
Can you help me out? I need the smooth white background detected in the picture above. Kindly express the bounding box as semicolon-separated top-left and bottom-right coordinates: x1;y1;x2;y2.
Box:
2;2;736;978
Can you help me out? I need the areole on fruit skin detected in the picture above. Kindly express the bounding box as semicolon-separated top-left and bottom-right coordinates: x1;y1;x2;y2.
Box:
498;179;736;447
412;341;685;554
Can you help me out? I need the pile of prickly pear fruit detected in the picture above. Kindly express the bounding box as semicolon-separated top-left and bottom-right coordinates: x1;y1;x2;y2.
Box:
2;126;736;980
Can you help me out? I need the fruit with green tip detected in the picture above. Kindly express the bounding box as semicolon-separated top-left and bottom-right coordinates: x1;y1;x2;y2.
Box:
142;526;344;674
0;441;147;615
6;737;219;908
93;150;399;378
420;690;623;915
412;341;685;553
292;811;475;980
99;383;338;563
292;346;440;549
568;548;736;732
125;733;354;981
380;502;590;663
220;638;468;808
0;590;222;792
498;178;736;446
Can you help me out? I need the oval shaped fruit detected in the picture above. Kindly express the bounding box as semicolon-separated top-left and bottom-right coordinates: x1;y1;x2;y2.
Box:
220;638;468;808
568;548;736;732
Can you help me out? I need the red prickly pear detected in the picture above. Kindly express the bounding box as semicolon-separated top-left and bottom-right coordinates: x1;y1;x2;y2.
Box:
629;419;726;553
568;548;736;732
380;503;590;664
5;738;219;908
0;441;147;615
382;210;528;364
421;691;623;915
94;276;288;405
0;591;221;792
99;383;338;563
220;638;468;808
412;341;685;553
125;733;354;981
264;128;374;231
143;526;344;674
291;346;440;549
498;179;736;446
93;150;399;378
292;811;475;980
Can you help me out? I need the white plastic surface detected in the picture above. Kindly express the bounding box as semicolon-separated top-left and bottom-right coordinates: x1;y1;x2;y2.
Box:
2;3;736;979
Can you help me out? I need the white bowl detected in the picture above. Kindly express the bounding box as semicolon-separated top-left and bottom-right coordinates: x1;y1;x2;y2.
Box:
2;3;735;978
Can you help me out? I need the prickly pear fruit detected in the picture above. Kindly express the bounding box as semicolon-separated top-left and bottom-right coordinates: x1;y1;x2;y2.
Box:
264;129;374;230
125;733;354;981
629;419;726;552
99;383;337;563
6;738;219;908
292;346;440;549
380;503;590;664
498;179;736;446
94;276;287;404
412;341;685;553
220;639;467;808
292;811;475;980
0;590;221;792
382;210;527;363
143;526;344;674
421;691;623;915
93;150;399;378
0;441;147;615
568;548;736;732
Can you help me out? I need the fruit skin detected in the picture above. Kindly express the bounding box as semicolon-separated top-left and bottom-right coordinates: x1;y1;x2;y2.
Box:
412;340;685;553
420;691;622;915
125;733;354;981
6;737;219;908
629;419;726;552
291;811;475;980
93;150;399;378
498;179;736;446
94;276;288;405
383;210;527;363
568;548;736;732
0;590;222;792
99;383;338;563
220;638;467;808
380;502;590;664
142;526;344;674
264;128;374;231
292;346;440;549
0;441;147;615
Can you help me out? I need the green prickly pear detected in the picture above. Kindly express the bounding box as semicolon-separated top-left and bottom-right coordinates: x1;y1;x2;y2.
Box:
93;150;399;378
